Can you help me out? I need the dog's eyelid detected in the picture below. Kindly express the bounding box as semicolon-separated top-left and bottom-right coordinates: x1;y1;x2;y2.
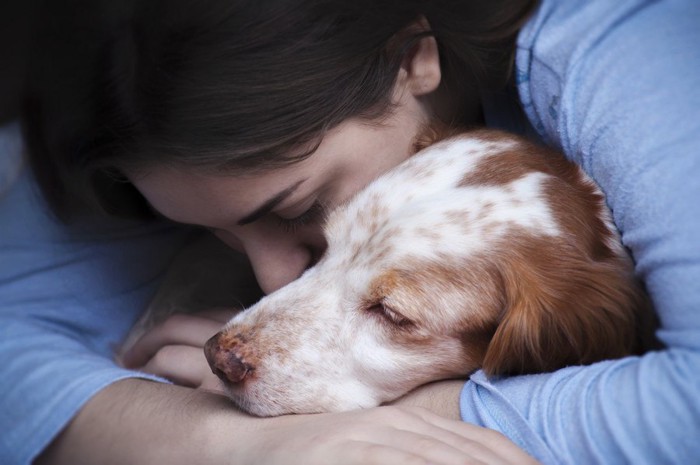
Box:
366;301;414;328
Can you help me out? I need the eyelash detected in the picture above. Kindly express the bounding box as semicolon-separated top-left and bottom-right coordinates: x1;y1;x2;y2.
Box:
276;201;326;233
367;303;414;328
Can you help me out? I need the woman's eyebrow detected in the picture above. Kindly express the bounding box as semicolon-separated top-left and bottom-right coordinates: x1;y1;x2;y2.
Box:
236;179;307;226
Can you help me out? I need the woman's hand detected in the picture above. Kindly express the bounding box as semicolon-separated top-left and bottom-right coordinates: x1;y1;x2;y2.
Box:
236;405;541;465
120;309;234;394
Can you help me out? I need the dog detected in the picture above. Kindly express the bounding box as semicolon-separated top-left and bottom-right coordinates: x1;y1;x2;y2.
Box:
201;128;658;417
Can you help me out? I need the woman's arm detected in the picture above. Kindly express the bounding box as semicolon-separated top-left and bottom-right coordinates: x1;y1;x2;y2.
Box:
36;378;540;465
0;122;185;463
36;380;233;465
459;2;700;463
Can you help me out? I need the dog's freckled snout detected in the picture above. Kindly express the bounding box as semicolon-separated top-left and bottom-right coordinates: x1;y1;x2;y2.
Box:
204;332;253;385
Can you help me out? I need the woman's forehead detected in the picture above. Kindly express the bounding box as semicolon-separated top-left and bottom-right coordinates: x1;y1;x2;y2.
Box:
129;151;324;226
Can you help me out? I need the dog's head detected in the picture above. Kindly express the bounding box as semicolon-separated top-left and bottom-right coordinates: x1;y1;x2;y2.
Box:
205;130;654;416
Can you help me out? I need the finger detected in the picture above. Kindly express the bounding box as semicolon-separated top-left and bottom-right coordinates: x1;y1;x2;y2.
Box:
198;372;228;395
195;307;240;324
367;429;490;465
406;408;539;465
122;314;223;368
338;440;436;465
361;407;522;465
139;344;215;388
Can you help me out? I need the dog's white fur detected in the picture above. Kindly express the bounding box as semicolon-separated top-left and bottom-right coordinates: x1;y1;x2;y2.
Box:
204;129;654;417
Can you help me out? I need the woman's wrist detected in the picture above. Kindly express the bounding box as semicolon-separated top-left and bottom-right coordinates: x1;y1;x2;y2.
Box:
389;379;465;421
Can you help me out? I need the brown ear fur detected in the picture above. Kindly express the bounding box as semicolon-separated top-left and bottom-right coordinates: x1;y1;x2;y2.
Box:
481;240;656;376
412;121;467;154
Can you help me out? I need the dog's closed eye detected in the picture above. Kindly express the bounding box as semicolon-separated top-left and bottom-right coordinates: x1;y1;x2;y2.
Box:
366;302;414;328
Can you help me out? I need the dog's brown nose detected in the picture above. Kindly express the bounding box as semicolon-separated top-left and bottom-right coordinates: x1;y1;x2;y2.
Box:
204;332;253;385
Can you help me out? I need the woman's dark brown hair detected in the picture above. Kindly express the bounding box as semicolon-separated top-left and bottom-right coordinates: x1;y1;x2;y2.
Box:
22;0;539;220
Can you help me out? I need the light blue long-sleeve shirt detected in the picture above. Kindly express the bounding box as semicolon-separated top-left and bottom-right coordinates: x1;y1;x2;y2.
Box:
464;1;700;463
1;1;698;464
0;123;192;464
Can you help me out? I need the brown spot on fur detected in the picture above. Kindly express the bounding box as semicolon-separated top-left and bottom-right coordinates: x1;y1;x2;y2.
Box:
476;201;495;222
368;245;393;267
544;174;616;261
458;132;550;187
416;227;441;241
457;129;618;261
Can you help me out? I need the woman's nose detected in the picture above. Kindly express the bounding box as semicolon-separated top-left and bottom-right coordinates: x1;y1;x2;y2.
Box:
243;228;326;294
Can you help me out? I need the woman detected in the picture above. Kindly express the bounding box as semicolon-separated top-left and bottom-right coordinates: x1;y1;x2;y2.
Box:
3;0;699;463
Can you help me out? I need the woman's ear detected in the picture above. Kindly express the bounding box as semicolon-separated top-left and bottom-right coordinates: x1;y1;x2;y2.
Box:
398;17;442;97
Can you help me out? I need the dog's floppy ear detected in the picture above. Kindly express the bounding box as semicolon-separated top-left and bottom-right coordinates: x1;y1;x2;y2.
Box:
481;244;651;376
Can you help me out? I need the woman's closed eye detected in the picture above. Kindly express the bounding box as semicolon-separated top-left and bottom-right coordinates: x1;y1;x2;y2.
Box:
276;200;327;233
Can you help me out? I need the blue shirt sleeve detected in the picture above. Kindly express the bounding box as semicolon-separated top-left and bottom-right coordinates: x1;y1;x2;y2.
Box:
0;123;193;464
464;1;700;464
